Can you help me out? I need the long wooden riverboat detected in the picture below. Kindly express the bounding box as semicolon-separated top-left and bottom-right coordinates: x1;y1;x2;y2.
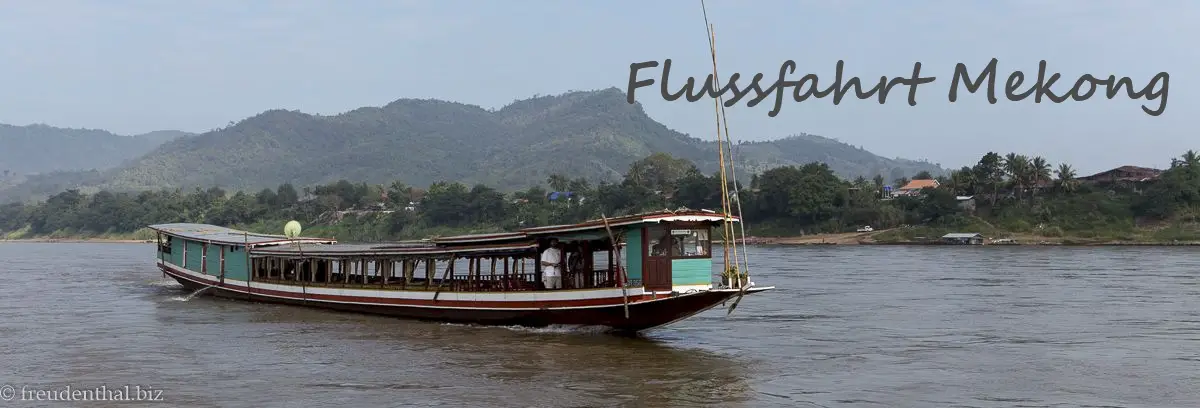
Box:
148;210;773;333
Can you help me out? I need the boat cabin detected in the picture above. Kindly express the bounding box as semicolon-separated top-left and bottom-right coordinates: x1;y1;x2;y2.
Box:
149;210;737;295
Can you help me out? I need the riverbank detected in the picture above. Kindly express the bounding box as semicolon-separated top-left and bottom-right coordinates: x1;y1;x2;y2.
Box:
8;227;1199;246
725;228;1200;246
0;238;153;244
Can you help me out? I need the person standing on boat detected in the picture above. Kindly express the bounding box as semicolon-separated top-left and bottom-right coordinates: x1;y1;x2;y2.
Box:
540;238;563;289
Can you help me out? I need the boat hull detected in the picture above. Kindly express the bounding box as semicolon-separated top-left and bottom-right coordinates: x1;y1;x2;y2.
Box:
159;263;768;334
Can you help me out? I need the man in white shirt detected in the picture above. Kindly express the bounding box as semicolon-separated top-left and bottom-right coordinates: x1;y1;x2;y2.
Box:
540;238;563;289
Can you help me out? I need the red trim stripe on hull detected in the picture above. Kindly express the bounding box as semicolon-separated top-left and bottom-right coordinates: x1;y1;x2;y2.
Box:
159;264;740;333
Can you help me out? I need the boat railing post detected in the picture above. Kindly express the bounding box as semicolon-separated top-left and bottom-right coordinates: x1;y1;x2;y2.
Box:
502;256;510;291
489;257;497;292
425;258;434;289
380;257;387;289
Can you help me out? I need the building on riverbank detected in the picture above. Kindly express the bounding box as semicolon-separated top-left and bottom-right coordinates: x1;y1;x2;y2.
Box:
941;233;984;245
895;179;940;197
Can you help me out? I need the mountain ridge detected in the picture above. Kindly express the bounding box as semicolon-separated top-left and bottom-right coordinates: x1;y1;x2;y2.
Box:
0;124;191;175
0;88;946;202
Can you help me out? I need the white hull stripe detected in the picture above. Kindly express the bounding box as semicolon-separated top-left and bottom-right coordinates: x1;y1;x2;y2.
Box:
158;261;719;311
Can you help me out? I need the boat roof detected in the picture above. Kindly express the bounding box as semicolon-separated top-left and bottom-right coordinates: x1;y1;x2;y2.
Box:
432;209;736;245
251;240;536;258
147;223;337;247
148;209;735;254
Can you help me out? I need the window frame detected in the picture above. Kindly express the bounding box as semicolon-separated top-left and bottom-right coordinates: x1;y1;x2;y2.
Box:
644;222;714;260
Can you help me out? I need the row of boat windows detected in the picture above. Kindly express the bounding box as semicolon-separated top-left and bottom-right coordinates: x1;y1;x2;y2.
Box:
156;238;242;256
248;252;627;292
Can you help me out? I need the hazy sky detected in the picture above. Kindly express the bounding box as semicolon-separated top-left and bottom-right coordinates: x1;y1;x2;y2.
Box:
0;0;1194;175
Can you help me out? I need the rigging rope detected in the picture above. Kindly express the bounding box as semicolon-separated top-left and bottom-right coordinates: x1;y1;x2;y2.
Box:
700;0;748;287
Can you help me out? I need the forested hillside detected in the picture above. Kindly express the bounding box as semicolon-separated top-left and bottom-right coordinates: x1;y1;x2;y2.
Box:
2;150;1196;244
0;88;944;201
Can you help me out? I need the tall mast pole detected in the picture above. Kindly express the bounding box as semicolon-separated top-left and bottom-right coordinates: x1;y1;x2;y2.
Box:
701;0;734;282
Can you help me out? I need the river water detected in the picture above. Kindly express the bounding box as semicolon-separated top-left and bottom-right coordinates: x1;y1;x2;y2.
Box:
1;243;1199;407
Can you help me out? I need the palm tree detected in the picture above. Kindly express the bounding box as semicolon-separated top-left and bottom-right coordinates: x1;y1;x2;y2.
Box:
948;166;976;196
1174;150;1200;184
1181;150;1200;170
1055;163;1078;193
1004;153;1030;201
1028;156;1052;202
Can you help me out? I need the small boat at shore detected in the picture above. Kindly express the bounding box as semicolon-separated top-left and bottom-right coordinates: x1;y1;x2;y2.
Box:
148;210;773;334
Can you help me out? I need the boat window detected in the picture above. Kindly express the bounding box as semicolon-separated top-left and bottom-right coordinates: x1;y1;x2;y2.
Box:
647;226;672;257
159;236;172;254
671;228;710;257
647;225;711;258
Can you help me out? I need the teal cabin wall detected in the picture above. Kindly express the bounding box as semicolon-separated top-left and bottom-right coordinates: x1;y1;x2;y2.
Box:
671;258;712;286
223;245;249;281
184;241;204;272
169;238;185;266
624;226;643;282
204;244;222;276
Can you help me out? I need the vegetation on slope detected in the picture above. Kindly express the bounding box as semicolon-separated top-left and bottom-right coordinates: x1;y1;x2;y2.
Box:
1;150;1197;244
0;89;944;202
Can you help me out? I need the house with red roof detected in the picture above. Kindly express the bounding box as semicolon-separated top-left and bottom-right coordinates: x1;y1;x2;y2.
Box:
894;179;940;196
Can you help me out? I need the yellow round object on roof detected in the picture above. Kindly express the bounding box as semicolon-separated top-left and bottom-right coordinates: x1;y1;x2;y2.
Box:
284;220;302;238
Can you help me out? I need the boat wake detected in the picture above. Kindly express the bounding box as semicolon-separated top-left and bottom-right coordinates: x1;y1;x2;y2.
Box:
148;280;182;289
170;285;214;302
440;322;615;335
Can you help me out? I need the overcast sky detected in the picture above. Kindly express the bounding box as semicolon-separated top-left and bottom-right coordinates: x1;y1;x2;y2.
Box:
0;0;1194;175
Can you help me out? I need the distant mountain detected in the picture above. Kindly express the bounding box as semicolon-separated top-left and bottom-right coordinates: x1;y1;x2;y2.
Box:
0;124;190;175
0;88;944;201
732;134;942;183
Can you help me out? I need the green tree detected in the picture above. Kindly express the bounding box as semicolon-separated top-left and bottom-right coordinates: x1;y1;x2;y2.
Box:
624;152;699;197
973;152;1004;206
420;182;471;226
1055;163;1078;193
